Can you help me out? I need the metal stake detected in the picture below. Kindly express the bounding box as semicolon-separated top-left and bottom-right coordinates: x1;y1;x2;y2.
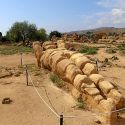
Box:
21;53;23;66
25;65;29;86
96;60;99;72
60;114;63;125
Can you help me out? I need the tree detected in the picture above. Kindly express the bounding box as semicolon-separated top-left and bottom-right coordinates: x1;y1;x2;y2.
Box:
6;21;37;44
49;31;62;40
36;28;47;41
86;31;93;39
0;32;2;41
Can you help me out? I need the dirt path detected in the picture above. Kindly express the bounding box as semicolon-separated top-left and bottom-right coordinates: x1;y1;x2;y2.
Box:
0;54;95;125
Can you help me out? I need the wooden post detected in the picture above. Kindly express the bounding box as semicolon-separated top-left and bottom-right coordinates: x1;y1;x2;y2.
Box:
60;115;63;125
96;60;99;72
25;65;29;86
21;53;23;66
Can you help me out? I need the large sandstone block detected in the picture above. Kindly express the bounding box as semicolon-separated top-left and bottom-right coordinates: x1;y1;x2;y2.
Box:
108;89;124;109
81;83;96;92
43;41;56;46
94;95;103;104
56;59;74;76
57;40;66;48
82;93;100;110
44;45;57;50
84;88;100;96
73;74;90;91
89;74;104;85
74;56;90;70
42;49;56;69
82;63;98;75
73;74;88;91
98;98;117;124
66;64;82;83
98;81;114;94
70;53;83;62
63;50;76;58
51;54;66;72
48;51;64;66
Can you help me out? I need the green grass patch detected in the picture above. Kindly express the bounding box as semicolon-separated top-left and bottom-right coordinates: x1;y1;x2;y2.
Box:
117;45;125;50
0;45;32;55
117;45;125;54
49;73;64;88
76;97;86;109
79;45;98;54
106;48;117;54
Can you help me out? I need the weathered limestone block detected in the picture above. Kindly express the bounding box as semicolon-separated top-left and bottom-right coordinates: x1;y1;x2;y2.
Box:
89;74;104;85
74;56;90;70
66;64;82;83
63;50;76;58
82;63;98;75
81;83;96;92
43;41;56;46
70;53;84;62
56;59;74;76
51;54;66;72
98;39;112;43
84;88;100;96
82;93;100;110
48;51;64;66
108;89;124;109
44;45;57;50
57;40;66;48
94;95;103;104
49;50;64;58
42;49;56;69
73;74;90;91
98;81;114;94
98;98;117;124
71;87;82;100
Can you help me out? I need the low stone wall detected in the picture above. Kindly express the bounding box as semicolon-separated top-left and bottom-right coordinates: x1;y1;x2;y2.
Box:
41;48;124;124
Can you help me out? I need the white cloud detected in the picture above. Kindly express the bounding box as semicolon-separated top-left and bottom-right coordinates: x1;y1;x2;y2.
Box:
111;8;125;17
97;0;125;9
82;0;125;29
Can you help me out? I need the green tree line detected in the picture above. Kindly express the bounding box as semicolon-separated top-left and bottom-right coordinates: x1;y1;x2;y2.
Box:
0;21;62;44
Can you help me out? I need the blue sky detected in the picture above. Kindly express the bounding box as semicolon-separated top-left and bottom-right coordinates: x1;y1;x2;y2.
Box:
0;0;125;35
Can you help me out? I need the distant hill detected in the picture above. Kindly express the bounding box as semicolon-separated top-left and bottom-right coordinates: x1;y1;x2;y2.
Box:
67;27;125;34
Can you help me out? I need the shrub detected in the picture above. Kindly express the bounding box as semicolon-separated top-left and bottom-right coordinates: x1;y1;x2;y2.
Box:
49;73;63;88
79;45;98;54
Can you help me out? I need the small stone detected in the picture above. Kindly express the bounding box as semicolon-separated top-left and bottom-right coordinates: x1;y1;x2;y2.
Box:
2;98;12;104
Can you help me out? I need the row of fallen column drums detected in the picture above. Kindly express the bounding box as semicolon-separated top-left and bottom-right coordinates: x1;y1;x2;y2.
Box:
41;48;124;124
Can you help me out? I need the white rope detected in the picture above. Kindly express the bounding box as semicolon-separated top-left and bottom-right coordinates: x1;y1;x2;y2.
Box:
111;107;125;113
62;107;125;119
28;71;60;118
27;67;125;119
21;54;125;119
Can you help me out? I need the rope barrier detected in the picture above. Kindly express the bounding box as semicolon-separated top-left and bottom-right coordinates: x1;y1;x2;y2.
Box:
62;106;125;119
25;65;125;118
28;70;60;118
20;52;125;125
